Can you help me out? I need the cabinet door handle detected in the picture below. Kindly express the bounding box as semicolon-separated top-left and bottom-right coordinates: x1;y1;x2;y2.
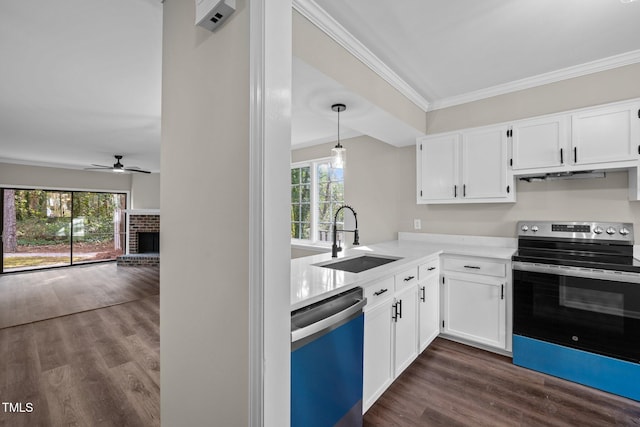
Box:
392;302;398;322
397;299;402;319
420;286;426;302
427;267;436;271
574;146;577;163
463;184;466;197
404;275;415;282
463;265;481;270
454;185;457;198
374;288;388;296
501;284;504;300
560;148;564;164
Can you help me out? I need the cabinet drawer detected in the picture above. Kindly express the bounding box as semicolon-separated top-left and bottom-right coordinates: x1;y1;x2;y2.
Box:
443;257;506;277
364;276;394;309
419;259;439;280
395;267;418;290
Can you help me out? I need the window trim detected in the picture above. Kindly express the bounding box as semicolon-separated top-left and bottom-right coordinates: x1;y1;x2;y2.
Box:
291;156;344;247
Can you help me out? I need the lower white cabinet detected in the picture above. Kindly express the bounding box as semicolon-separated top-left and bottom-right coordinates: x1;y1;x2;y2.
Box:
363;267;420;412
441;256;508;351
393;284;419;375
363;293;394;411
363;254;510;412
418;260;440;352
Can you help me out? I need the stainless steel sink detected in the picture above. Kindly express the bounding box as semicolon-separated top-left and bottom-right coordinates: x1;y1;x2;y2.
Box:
316;254;401;273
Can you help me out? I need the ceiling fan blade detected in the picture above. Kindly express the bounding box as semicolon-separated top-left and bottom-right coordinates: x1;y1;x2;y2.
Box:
90;164;111;168
125;168;151;174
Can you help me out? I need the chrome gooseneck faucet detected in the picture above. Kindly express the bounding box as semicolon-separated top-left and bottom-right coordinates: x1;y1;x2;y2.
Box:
332;205;359;258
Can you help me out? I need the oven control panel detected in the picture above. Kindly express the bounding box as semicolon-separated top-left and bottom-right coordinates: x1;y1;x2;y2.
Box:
551;224;591;233
517;221;633;243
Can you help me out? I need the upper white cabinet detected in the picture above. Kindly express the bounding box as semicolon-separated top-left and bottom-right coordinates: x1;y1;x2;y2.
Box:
462;126;511;200
417;124;515;204
418;98;640;202
511;100;640;173
571;102;640;165
511;114;569;170
418;133;459;201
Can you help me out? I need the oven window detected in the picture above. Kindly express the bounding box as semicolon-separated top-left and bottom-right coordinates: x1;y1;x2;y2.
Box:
559;285;625;317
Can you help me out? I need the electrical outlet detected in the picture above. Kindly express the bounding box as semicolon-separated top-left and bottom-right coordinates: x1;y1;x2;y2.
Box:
414;219;421;230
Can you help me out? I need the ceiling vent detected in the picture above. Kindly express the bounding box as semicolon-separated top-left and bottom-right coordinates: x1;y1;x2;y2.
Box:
195;0;236;32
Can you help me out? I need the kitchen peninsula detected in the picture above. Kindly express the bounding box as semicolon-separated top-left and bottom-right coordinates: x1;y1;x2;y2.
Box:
291;232;516;412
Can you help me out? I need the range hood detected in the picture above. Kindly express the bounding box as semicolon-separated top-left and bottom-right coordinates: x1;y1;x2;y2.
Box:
518;171;606;182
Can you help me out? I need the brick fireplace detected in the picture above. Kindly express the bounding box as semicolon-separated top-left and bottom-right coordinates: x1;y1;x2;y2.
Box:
117;210;160;266
129;215;160;254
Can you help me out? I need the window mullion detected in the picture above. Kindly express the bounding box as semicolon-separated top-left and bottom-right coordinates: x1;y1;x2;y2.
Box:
310;161;318;244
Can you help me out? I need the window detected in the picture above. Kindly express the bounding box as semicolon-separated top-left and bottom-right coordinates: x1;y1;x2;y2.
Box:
291;158;344;244
1;188;126;273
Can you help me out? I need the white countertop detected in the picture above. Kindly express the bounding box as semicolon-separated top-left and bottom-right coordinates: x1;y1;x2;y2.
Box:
290;233;517;311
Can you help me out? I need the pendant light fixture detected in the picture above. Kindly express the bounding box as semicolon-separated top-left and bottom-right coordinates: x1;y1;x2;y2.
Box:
330;103;346;169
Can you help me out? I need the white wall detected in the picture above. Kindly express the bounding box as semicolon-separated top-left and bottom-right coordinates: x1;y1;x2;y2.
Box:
426;63;640;133
292;10;425;133
162;1;291;425
292;135;401;246
0;162;132;192
399;64;640;240
290;64;640;246
160;1;250;425
130;173;160;209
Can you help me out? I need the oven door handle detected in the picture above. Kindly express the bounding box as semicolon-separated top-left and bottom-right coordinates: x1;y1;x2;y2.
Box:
512;261;640;284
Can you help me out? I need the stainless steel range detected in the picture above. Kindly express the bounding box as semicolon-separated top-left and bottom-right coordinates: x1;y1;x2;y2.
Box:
512;220;640;401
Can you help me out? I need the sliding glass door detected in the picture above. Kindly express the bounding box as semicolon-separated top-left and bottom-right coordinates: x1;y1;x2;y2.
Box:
2;189;72;272
1;188;126;273
72;192;126;265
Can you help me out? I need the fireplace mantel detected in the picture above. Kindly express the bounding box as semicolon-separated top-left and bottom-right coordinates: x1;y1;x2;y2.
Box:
125;209;160;215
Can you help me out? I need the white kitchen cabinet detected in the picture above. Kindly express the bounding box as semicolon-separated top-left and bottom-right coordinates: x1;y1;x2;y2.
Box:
461;126;511;200
363;266;420;412
440;256;508;351
418;259;439;352
510;99;640;175
571;101;640;165
363;290;394;411
393;284;418;375
417;125;514;204
511;114;569;171
417;133;459;201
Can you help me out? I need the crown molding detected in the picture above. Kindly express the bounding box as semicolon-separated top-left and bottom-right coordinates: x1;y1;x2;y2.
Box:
292;0;640;113
292;0;430;112
429;49;640;111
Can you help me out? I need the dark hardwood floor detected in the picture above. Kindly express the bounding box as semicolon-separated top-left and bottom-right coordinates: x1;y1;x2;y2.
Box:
0;263;159;329
0;295;160;427
364;338;640;427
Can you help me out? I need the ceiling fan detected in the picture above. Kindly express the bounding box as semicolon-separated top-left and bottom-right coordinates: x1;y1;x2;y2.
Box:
85;155;151;174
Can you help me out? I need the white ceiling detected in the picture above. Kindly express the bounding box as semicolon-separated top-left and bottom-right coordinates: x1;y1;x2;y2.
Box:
310;0;640;109
292;57;424;148
0;0;162;173
2;1;640;170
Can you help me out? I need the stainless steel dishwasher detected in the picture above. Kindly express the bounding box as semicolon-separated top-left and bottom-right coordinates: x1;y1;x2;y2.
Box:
291;287;367;427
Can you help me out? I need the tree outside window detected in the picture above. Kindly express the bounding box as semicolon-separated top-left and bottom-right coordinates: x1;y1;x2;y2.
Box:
291;159;344;244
